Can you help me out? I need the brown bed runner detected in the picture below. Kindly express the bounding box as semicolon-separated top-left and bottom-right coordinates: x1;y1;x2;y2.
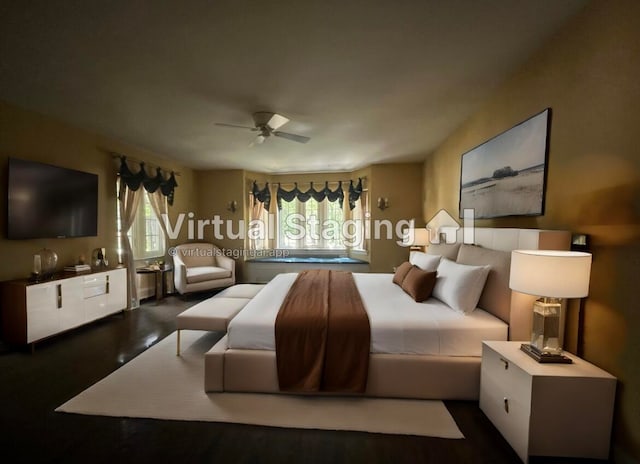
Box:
275;269;371;393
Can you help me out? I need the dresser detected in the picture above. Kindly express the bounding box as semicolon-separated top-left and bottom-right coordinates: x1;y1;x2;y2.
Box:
1;267;127;348
480;341;616;463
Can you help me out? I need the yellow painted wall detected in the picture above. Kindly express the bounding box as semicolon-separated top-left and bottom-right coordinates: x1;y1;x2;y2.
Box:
369;163;423;272
0;100;196;282
422;1;640;460
194;169;246;279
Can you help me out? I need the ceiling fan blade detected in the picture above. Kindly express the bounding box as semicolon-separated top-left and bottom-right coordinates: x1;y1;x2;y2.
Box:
273;131;310;144
267;113;290;130
215;122;257;130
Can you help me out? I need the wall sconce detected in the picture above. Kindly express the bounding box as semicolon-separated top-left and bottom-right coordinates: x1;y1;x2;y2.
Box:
226;200;238;213
377;197;389;210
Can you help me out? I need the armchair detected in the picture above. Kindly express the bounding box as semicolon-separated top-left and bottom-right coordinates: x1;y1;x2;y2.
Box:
172;243;235;295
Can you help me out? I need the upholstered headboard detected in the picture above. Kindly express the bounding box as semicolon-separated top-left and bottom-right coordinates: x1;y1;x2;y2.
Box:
458;227;571;252
429;228;571;341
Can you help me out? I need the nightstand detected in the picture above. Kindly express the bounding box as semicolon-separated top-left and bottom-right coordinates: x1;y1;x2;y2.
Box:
480;341;616;463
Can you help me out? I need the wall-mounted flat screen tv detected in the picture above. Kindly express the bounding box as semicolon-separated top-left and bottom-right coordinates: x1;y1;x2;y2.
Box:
7;158;99;239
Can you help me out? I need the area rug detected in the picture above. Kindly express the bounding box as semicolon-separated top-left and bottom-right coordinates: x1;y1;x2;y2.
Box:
56;330;463;439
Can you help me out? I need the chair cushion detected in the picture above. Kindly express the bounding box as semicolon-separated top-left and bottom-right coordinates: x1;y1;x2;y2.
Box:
176;243;217;268
186;266;232;284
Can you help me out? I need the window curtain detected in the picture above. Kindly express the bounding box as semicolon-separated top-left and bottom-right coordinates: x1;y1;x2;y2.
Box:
147;189;170;257
118;156;178;205
248;191;266;251
118;183;143;309
251;181;271;211
360;191;370;253
347;178;363;210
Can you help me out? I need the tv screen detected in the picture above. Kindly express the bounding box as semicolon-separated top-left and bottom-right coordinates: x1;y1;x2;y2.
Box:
7;158;98;239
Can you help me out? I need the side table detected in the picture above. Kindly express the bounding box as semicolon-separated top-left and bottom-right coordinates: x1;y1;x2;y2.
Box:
136;265;172;302
480;341;616;463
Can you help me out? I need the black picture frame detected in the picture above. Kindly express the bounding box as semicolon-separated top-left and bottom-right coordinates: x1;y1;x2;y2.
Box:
459;108;551;219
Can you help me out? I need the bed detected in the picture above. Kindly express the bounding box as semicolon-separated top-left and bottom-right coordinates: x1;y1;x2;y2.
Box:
204;228;570;400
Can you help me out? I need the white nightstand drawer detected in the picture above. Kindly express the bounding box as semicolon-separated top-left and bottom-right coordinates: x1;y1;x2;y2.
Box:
482;343;532;394
480;344;533;461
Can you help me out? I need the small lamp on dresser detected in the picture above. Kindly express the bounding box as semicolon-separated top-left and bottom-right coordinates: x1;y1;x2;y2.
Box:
509;250;592;363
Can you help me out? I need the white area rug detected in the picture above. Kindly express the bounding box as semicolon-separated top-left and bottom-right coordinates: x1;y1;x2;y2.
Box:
57;331;463;439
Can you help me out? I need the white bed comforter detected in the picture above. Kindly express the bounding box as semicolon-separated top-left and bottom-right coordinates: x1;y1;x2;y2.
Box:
227;273;508;357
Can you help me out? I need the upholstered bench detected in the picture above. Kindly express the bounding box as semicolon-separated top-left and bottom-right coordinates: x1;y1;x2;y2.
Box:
175;284;265;355
176;297;249;355
215;283;266;299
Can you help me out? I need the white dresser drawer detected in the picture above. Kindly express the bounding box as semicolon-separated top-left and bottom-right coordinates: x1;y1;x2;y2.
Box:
83;274;107;298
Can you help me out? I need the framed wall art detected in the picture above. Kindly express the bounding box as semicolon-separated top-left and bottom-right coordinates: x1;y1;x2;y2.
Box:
459;108;550;219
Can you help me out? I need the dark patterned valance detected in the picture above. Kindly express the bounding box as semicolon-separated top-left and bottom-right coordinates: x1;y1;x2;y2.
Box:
348;178;363;210
118;156;178;205
276;181;345;210
251;178;364;211
251;181;272;211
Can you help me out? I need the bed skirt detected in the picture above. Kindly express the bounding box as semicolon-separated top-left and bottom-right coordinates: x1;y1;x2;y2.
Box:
205;335;481;400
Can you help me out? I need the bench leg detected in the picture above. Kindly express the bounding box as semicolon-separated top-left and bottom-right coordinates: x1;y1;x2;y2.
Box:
176;329;181;356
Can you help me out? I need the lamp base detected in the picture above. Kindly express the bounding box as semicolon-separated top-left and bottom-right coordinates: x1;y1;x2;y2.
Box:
520;343;572;364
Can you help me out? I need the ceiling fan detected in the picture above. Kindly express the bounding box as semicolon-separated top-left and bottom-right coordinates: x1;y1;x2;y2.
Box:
215;112;310;146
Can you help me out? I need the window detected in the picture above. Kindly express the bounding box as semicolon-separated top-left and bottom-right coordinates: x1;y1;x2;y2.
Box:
128;192;166;260
278;198;346;250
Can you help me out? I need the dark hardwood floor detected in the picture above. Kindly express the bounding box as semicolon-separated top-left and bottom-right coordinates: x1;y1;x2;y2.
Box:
0;293;610;464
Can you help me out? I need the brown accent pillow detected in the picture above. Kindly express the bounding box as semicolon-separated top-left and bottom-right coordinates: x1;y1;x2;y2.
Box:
401;266;437;302
392;261;413;286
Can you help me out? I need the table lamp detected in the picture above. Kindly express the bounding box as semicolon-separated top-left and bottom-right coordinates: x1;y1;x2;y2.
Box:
402;227;430;251
509;250;592;363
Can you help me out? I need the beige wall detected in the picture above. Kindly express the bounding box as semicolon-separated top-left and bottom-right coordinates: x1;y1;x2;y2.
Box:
0;100;196;282
422;1;640;460
369;163;423;272
194;169;246;279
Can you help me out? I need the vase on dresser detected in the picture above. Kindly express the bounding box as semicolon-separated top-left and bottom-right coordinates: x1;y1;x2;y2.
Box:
32;248;58;280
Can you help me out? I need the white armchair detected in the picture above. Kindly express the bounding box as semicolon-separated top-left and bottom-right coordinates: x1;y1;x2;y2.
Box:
172;243;235;295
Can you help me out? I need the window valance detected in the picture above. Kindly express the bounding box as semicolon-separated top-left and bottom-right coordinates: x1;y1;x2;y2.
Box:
276;181;345;210
348;178;363;210
251;178;363;211
251;181;272;212
117;156;178;205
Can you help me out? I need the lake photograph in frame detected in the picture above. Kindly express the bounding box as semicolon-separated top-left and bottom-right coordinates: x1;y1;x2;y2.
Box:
459;108;550;219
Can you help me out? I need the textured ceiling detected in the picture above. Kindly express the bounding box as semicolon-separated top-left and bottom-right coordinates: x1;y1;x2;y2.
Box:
0;0;588;172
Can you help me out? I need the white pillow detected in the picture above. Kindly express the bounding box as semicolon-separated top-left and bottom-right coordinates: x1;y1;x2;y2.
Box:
432;258;490;314
409;251;441;272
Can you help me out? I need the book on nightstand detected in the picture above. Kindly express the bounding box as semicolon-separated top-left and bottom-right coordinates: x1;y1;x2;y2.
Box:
64;264;92;272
